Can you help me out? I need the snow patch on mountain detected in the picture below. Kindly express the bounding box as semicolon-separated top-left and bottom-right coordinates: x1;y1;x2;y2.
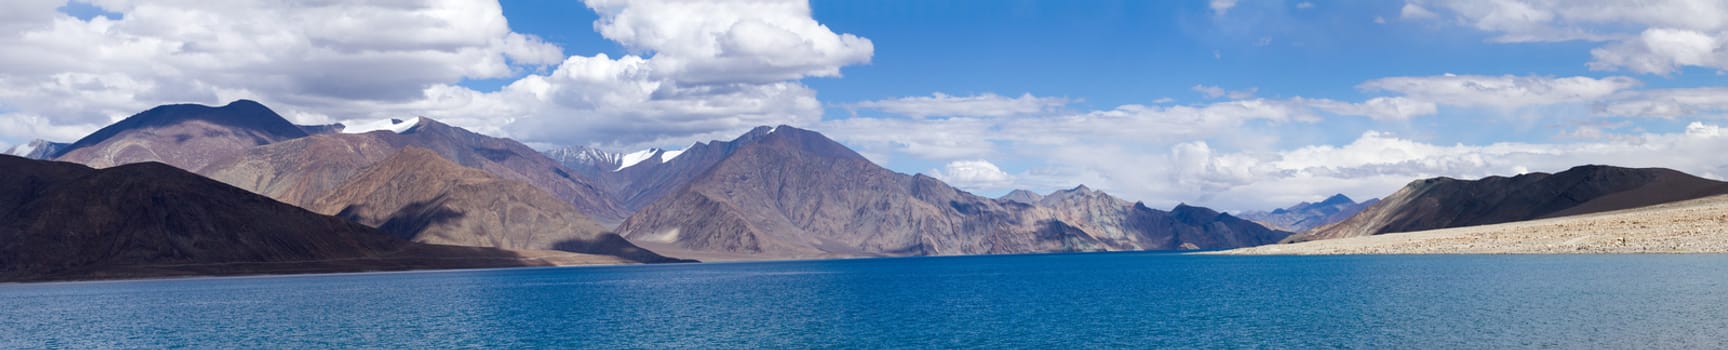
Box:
617;149;661;171
341;117;421;134
661;149;686;162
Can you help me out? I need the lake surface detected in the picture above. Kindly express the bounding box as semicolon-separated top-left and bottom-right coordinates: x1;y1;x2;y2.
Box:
4;252;1726;349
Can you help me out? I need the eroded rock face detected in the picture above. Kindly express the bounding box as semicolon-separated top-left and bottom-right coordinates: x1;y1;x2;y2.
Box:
1238;194;1379;233
308;148;679;263
55;100;309;171
615;126;1289;259
199;118;627;225
1292;165;1728;242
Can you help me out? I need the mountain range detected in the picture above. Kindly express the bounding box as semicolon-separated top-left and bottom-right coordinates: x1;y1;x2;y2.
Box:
1237;194;1379;233
611;126;1290;259
14;99;1726;280
44;100;659;264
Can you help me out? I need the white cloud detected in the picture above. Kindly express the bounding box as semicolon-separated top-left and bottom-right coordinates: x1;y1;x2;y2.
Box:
1296;2;1315;9
1192;85;1256;99
1598;87;1728;117
821;117;1000;160
823;97;1325;164
1192;85;1226;98
1210;0;1238;15
929;160;1015;192
0;0;563;142
584;0;872;84
1405;0;1728;74
1589;28;1726;75
1358;74;1640;109
846;93;1070;118
1399;3;1437;19
1303;97;1439;120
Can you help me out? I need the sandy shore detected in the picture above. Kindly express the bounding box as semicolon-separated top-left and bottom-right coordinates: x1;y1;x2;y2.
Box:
1216;194;1728;255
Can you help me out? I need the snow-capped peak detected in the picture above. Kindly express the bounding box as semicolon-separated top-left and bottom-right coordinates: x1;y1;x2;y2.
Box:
616;148;661;171
340;117;421;134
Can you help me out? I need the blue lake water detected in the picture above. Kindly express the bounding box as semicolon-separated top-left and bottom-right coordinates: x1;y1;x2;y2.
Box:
3;252;1727;348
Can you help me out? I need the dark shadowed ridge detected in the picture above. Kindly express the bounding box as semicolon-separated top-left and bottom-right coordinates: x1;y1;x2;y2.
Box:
1292;165;1728;242
0;155;617;282
55;100;305;159
53;100;311;172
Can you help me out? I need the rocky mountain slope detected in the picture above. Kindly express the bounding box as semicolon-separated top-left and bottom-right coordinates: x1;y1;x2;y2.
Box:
54;100;309;171
309;148;679;263
1028;186;1289;250
0;155;630;282
615;126;1289;259
1238;194;1379;232
197;117;626;224
1291;165;1728;242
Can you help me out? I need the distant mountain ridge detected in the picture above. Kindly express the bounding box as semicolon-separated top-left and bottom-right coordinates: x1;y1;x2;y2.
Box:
1291;165;1728;242
308;148;680;263
1238;194;1379;232
614;126;1290;259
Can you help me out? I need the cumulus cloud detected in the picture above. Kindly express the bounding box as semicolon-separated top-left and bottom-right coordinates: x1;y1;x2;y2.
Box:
929;160;1015;192
1404;0;1728;74
406;0;874;149
846;93;1070;118
0;0;562;142
586;0;871;84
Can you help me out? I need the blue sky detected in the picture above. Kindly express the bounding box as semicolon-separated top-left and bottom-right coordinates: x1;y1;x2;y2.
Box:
5;0;1728;211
